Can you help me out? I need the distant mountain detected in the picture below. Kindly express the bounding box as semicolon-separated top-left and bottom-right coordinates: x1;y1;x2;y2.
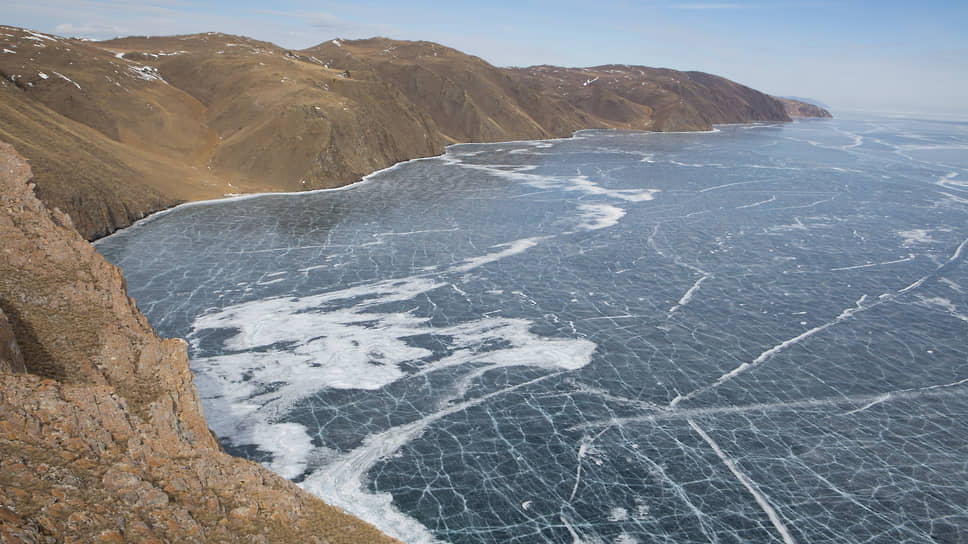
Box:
1;26;829;239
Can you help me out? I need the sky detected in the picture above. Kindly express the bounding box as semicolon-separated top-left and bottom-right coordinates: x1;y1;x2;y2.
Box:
3;0;967;117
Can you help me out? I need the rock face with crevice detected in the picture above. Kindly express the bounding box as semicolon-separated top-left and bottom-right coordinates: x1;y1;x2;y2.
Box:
0;142;399;543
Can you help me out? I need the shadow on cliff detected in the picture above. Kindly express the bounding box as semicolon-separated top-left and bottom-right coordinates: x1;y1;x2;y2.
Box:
0;298;64;381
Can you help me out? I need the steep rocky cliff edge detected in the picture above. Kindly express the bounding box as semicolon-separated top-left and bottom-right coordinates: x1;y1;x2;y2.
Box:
0;142;399;543
1;26;830;240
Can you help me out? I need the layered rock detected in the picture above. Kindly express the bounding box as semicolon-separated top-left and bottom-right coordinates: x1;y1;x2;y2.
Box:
0;142;399;543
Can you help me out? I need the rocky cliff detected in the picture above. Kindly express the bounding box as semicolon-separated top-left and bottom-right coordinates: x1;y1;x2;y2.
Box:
1;26;829;240
0;142;399;543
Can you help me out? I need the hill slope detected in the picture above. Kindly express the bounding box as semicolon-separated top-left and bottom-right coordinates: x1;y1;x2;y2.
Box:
2;26;829;239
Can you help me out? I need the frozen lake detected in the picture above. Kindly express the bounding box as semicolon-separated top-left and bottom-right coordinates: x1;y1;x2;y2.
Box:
97;114;968;543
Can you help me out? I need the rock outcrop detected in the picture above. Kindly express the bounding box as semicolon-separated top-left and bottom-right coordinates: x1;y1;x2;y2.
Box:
0;142;399;543
1;26;829;240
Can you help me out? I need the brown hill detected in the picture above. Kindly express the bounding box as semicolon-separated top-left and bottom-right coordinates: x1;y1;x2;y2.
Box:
301;38;574;143
0;26;228;238
1;26;828;239
302;40;792;138
101;33;444;192
777;96;833;118
0;141;400;543
505;64;791;132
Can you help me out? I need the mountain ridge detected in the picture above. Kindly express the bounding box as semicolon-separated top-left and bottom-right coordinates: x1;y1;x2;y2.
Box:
1;25;830;240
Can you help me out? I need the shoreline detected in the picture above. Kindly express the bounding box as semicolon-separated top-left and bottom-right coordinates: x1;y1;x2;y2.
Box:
94;152;439;245
93;121;778;246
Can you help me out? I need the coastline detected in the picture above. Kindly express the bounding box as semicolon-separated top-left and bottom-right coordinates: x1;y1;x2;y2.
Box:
94;154;423;244
93;121;783;246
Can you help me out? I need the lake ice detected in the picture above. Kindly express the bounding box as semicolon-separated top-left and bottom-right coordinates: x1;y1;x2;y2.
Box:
97;115;968;543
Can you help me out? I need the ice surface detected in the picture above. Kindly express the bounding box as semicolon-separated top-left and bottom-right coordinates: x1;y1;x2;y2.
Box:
97;115;968;543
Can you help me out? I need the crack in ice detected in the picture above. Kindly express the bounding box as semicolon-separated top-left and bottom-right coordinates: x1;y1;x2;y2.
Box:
736;195;776;209
302;372;565;544
569;378;968;431
668;274;711;316
830;255;914;271
688;419;798;544
669;234;968;409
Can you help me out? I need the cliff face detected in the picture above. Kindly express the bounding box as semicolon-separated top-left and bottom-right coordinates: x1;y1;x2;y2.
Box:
1;26;828;240
0;142;399;543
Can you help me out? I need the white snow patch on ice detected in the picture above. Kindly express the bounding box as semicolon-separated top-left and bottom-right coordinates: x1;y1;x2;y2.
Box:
898;229;936;247
575;203;626;231
456;162;658;203
189;231;597;543
249;422;314;479
608;507;629;521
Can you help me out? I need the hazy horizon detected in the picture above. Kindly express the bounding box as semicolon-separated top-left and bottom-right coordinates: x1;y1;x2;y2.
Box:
3;1;967;118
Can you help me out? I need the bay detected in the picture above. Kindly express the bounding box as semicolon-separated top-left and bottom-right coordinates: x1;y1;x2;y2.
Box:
96;114;968;543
